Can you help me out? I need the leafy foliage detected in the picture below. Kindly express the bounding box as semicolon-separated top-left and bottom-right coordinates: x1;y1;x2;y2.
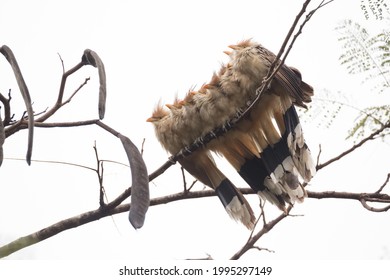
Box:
360;0;389;20
331;2;390;141
336;20;390;93
347;105;390;140
301;89;344;129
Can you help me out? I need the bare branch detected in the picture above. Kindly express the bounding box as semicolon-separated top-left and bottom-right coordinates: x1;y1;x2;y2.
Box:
251;246;275;254
187;180;197;192
57;53;65;74
1;184;389;258
61;77;91;106
360;199;390;212
316;144;322;167
278;0;334;67
140;138;146;156
376;173;390;194
93;142;105;207
0;89;12;126
181;166;188;192
148;159;177;182
307;190;390;206
230;206;291;260
39;61;85;122
317;121;390;170
33;119;100;128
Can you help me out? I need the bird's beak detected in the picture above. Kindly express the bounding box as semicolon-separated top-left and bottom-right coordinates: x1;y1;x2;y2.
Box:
223;50;232;56
146;117;154;122
165;104;175;110
228;44;239;50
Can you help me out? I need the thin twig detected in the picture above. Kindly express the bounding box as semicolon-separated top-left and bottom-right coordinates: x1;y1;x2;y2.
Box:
57;53;65;74
259;198;267;226
187;180;198;192
181;166;188;192
33;119;100;128
4;62;87;138
360;199;390;212
317;121;390;170
230;206;291;260
140;138;146;156
93;142;105;207
251;246;275;254
375;173;390;194
0;89;12;125
307;190;390;205
316;144;322;167
4;157;96;172
61;77;90;106
38;61;85;123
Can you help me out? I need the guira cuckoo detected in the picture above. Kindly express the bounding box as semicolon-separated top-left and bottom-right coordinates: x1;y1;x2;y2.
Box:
148;39;315;226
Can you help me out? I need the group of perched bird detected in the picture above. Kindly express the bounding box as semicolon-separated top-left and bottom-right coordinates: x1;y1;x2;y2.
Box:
147;39;316;229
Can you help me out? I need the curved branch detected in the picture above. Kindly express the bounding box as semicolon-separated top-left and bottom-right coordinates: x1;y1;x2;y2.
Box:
360;199;390;212
0;90;12;126
2;185;389;258
317;121;390;170
230;206;291;260
0;189;216;258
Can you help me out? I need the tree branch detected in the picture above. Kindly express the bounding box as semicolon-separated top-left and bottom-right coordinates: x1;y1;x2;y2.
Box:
0;89;12;126
230;206;292;260
317;121;390;170
2;184;389;258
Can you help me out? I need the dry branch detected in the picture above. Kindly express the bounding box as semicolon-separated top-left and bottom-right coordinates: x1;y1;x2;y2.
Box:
0;90;12;126
4;175;386;258
230;206;292;260
317;121;390;170
1;181;389;258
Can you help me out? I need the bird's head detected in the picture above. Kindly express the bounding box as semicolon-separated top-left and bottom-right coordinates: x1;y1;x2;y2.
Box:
166;95;186;113
207;72;221;88
179;90;197;106
146;104;169;124
228;38;254;50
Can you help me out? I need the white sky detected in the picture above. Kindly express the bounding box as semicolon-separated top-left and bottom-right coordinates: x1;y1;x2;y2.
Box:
0;0;389;260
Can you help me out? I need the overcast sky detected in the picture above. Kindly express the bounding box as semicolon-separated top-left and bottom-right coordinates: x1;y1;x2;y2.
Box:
1;0;389;260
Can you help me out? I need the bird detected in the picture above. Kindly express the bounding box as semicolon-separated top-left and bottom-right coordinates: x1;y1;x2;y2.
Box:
147;38;316;226
202;40;315;211
147;103;256;229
